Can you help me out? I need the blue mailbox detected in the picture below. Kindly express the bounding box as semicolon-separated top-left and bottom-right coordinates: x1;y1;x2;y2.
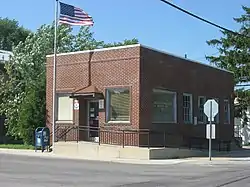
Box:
35;127;50;152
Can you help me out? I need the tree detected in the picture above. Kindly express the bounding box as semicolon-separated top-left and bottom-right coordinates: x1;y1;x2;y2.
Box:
206;6;250;117
17;77;46;145
74;27;138;50
0;18;30;124
0;18;31;51
0;62;4;77
102;38;139;48
0;24;74;143
74;27;105;50
0;23;138;144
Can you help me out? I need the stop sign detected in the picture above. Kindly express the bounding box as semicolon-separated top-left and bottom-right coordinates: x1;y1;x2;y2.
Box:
204;99;218;122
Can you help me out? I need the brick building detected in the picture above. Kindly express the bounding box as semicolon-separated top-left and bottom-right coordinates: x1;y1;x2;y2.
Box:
46;44;235;149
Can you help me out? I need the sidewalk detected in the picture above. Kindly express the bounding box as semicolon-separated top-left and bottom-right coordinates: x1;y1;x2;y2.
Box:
1;148;250;165
0;148;190;165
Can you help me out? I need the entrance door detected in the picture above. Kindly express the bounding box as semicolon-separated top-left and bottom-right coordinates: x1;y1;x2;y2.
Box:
88;100;99;142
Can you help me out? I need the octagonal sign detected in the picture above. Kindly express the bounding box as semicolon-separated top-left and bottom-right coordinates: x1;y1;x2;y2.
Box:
204;99;218;122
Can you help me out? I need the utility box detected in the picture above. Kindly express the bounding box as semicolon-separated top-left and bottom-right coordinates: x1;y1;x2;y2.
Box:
35;127;50;152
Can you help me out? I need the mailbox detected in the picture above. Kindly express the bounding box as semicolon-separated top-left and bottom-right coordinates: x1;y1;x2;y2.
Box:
35;127;50;152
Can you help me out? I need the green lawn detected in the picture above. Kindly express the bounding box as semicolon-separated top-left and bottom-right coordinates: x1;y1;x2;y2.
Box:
0;144;34;150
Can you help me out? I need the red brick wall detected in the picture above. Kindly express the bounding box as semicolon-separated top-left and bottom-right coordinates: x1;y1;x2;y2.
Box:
139;46;234;147
46;46;141;145
46;45;235;148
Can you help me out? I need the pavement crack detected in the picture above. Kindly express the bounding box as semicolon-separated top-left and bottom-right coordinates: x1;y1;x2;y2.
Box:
113;180;167;187
216;175;250;187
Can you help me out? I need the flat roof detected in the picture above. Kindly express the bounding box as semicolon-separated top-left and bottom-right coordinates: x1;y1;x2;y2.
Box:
46;44;141;57
46;44;233;74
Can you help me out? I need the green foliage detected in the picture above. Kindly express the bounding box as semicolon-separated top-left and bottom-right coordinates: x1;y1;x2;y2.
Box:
0;62;4;77
0;18;31;51
0;144;34;150
103;38;139;48
0;23;139;145
17;77;46;145
0;24;74;144
234;89;250;118
206;6;250;84
206;6;250;116
74;27;104;50
74;27;138;50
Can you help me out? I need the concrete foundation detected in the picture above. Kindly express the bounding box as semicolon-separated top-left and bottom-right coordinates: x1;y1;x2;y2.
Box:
54;141;208;160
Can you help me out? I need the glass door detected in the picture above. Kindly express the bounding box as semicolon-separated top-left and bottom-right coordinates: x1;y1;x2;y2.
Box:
88;101;99;141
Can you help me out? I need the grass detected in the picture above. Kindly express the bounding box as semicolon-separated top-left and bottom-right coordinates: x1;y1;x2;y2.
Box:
0;144;34;150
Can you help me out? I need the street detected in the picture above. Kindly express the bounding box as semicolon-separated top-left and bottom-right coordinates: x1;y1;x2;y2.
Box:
0;153;250;187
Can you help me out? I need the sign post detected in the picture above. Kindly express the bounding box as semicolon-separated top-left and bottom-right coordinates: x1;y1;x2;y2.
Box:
209;101;212;160
204;99;218;161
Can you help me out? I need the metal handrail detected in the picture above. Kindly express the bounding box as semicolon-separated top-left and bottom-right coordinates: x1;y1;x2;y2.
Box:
55;125;79;142
49;125;60;143
52;124;233;151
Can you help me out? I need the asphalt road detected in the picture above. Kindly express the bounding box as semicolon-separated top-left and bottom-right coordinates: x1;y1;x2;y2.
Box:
1;153;250;187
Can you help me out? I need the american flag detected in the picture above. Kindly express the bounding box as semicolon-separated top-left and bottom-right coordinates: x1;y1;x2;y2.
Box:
59;2;94;26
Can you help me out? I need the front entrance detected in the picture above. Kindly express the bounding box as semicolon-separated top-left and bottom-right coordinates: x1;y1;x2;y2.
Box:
87;100;99;142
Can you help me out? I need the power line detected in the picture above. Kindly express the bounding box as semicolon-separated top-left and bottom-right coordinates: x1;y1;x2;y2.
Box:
159;0;250;38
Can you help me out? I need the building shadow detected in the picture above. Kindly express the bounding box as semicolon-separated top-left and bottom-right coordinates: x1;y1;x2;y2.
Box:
214;147;250;158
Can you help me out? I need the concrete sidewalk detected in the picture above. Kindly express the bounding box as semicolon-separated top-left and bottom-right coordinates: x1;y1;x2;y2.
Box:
0;148;190;165
1;148;250;165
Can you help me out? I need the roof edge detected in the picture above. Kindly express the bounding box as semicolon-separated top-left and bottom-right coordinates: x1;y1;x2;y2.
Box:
46;44;141;58
45;42;233;74
140;44;233;74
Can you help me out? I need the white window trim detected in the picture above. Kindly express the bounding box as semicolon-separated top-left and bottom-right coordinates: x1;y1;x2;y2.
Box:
198;96;206;124
105;87;131;123
152;89;177;123
107;121;131;123
183;93;193;124
56;120;74;124
224;99;230;124
56;93;74;123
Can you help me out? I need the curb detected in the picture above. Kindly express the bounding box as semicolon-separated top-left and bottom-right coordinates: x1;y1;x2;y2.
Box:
1;148;249;164
0;148;190;165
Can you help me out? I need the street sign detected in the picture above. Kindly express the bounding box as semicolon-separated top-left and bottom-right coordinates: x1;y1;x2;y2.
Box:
74;100;79;110
204;99;218;122
206;124;215;139
203;99;218;161
99;99;104;109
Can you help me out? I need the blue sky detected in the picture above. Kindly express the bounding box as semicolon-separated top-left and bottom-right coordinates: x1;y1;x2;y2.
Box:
1;0;249;64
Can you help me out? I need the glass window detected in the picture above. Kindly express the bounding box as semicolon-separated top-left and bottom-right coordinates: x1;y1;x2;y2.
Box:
152;89;177;123
214;98;219;123
198;96;206;124
224;99;230;124
183;93;193;124
106;88;130;122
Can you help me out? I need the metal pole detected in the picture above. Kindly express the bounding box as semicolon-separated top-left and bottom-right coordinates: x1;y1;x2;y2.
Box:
122;130;125;148
148;131;150;149
209;100;212;161
164;131;166;147
52;0;59;151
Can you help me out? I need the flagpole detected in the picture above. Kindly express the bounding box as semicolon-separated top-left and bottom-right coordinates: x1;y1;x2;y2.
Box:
52;0;59;150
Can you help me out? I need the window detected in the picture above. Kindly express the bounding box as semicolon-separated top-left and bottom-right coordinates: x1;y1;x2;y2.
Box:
152;89;177;123
106;87;130;122
57;94;73;122
183;93;193;124
224;99;230;124
198;96;206;124
214;98;219;123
